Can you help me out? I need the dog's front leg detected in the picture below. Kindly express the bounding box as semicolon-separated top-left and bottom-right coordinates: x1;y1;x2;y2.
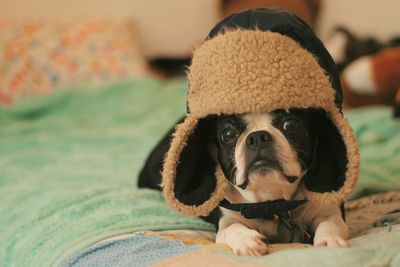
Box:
311;207;349;248
216;221;268;256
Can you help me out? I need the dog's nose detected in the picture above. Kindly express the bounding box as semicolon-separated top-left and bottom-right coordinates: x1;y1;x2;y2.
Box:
246;131;272;150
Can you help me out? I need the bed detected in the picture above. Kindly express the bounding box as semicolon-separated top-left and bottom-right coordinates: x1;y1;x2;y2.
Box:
1;77;400;266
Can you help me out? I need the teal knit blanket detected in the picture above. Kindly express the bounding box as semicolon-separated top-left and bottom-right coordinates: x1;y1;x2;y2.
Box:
0;78;399;266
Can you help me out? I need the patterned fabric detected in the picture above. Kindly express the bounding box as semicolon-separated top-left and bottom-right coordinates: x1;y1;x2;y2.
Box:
62;233;202;267
0;19;149;106
62;226;400;267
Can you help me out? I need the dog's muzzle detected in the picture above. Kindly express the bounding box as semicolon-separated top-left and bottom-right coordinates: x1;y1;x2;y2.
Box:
243;130;298;187
246;130;272;150
245;130;278;172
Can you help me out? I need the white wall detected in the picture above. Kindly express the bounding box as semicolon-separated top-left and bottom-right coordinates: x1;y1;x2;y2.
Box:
317;0;400;40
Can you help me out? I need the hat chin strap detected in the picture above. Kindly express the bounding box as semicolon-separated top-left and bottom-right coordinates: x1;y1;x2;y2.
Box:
220;198;311;243
214;164;308;220
219;198;307;220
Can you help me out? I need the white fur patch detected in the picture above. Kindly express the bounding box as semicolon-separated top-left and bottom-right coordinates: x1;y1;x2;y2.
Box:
314;221;348;248
216;223;269;256
233;113;301;200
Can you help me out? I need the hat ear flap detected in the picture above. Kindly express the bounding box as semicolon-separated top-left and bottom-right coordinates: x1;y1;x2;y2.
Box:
162;115;228;216
173;118;217;206
304;111;348;194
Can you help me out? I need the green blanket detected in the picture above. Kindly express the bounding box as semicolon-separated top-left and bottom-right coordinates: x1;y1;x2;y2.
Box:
0;78;399;266
346;108;400;198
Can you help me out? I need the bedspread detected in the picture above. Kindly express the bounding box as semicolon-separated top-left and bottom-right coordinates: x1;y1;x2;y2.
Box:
0;78;399;266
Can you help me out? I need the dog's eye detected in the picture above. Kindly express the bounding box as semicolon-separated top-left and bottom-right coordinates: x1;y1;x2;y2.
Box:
282;118;301;132
221;126;238;143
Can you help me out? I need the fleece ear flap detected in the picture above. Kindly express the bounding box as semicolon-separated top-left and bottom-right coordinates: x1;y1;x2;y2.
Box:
162;115;228;216
138;116;185;190
173;118;217;206
304;111;348;195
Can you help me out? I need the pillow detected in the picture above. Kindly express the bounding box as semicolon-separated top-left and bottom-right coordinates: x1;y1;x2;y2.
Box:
0;19;149;106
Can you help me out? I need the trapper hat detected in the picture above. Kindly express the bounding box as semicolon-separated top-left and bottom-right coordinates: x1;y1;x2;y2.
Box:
161;8;360;217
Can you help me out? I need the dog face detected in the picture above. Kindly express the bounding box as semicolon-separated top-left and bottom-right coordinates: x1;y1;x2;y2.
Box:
215;109;315;201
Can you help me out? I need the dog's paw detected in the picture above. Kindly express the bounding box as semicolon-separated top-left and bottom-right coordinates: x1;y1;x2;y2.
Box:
314;221;348;248
314;234;347;247
227;229;268;256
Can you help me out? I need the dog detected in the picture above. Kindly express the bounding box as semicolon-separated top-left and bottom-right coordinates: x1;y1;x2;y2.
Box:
139;108;349;256
139;8;359;258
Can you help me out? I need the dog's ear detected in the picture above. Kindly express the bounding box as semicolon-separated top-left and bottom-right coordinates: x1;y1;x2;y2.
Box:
303;110;348;193
162;116;228;216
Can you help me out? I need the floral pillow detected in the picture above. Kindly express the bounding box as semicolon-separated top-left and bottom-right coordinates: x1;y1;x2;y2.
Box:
0;19;149;106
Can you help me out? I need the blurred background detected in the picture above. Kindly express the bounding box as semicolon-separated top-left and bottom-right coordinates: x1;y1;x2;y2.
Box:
1;1;399;266
1;0;399;106
0;0;399;107
1;0;399;57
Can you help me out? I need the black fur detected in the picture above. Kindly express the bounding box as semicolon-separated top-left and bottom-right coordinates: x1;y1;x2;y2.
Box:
215;115;246;184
